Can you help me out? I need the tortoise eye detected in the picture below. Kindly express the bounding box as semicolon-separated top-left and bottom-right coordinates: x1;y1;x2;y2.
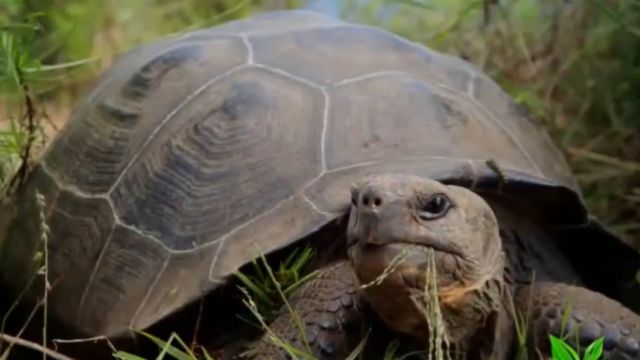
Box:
418;194;451;220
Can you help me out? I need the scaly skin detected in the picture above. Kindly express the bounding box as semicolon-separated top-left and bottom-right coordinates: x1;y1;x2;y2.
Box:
243;262;366;360
345;174;640;359
515;282;640;360
236;174;640;359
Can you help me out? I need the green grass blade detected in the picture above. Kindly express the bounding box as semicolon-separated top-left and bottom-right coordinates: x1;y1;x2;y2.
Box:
235;271;272;306
135;331;196;360
382;340;400;360
283;269;319;298
257;250;312;355
201;348;216;360
344;329;370;360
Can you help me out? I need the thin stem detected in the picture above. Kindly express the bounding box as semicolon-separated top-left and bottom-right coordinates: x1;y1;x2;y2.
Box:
0;334;74;360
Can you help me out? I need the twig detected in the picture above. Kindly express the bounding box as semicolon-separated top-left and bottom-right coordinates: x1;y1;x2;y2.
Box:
19;84;36;183
190;297;205;351
7;83;37;193
0;291;42;357
36;191;50;360
40;108;59;133
0;334;75;360
52;336;118;354
567;147;640;172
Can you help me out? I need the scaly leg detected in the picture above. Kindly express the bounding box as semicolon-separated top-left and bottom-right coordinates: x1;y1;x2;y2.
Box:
242;261;368;360
515;282;640;359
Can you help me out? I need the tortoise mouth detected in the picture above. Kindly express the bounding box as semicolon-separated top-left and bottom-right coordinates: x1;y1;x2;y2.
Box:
396;245;465;290
401;239;464;259
356;238;464;260
350;240;467;291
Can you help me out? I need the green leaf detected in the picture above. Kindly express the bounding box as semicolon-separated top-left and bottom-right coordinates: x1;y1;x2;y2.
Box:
550;335;580;360
583;337;604;360
201;348;216;360
344;329;370;360
383;340;400;360
236;270;272;306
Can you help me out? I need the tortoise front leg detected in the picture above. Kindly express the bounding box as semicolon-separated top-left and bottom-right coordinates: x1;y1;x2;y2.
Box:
241;261;368;360
514;282;640;359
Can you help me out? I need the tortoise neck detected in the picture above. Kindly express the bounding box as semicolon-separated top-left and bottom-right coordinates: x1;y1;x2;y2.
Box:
435;261;506;355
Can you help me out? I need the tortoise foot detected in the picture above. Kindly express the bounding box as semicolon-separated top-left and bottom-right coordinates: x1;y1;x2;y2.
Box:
515;282;640;360
240;261;367;359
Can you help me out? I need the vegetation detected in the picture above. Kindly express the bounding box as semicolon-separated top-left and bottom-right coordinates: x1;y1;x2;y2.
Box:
235;245;318;322
550;336;604;360
0;0;638;359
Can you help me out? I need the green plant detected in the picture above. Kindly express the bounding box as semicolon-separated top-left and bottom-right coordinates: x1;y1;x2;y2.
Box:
1;15;43;192
549;335;604;360
114;331;214;360
235;245;319;321
238;250;368;360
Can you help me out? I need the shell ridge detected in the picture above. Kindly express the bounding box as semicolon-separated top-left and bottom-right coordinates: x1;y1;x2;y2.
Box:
302;193;335;217
129;254;171;330
251;63;323;89
77;224;117;325
105;64;247;198
239;34;254;64
320;87;330;172
326;24;543;176
207;193;298;281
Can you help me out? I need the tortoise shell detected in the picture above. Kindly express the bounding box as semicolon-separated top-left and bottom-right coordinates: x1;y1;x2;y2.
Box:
1;10;630;338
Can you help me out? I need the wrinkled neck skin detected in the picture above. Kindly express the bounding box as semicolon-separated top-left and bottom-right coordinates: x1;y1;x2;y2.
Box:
411;196;548;359
422;250;507;357
353;196;534;358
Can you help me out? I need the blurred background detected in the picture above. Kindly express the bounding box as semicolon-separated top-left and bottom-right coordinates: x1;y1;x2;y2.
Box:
1;0;638;250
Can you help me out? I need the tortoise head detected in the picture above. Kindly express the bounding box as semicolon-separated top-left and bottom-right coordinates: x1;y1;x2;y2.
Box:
347;174;505;346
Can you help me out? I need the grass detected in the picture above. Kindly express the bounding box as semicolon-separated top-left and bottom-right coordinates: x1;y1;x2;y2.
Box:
412;248;450;360
0;15;44;193
237;251;370;360
235;245;318;322
114;332;215;360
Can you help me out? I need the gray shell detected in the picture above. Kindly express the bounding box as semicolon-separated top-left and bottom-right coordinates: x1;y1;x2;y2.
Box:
0;10;624;338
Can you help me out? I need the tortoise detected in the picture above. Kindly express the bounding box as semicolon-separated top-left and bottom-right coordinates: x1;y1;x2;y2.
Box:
1;9;639;360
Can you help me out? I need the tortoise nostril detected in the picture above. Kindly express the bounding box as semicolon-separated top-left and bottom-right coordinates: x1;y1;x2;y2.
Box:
360;192;383;209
